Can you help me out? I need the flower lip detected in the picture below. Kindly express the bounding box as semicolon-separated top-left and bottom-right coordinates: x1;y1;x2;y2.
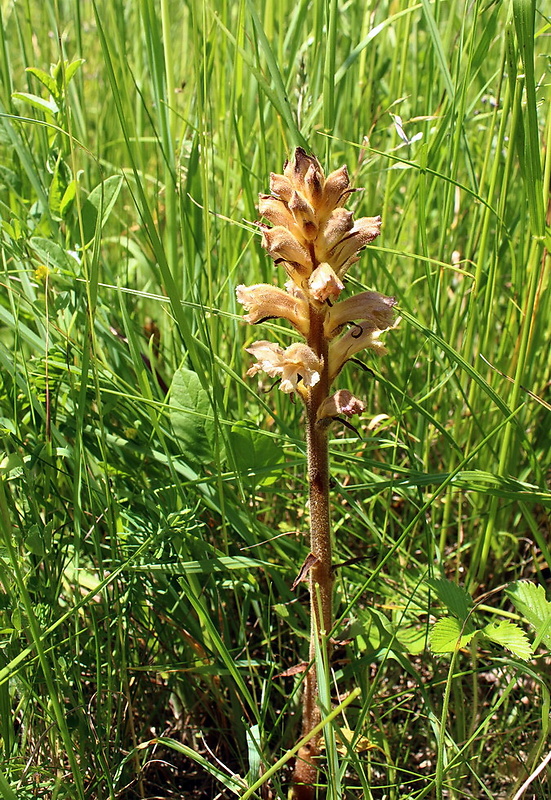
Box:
328;325;391;381
308;262;345;304
316;389;365;422
236;283;310;337
325;291;396;337
246;340;323;394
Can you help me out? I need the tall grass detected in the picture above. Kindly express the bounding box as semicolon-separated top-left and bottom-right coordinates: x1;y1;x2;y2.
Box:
0;0;549;798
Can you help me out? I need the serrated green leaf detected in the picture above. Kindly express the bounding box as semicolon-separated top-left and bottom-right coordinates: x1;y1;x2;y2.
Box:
229;422;284;487
427;577;474;625
169;366;214;464
483;620;533;661
12;91;59;115
506;581;551;649
429;617;476;653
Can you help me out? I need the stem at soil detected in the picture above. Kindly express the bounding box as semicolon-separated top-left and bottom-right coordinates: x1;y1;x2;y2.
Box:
291;302;333;800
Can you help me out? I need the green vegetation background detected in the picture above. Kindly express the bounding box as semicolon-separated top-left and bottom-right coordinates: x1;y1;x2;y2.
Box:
0;0;549;797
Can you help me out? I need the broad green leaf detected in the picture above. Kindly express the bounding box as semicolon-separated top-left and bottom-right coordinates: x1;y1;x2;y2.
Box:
429;617;476;653
64;58;85;84
81;175;123;244
30;237;79;272
483;620;533;661
245;724;262;781
25;66;58;97
396;625;427;655
48;160;67;216
169;366;214;465
12;91;59;115
59;179;77;217
506;581;551;649
427;577;474;626
229;422;284;486
25;525;45;557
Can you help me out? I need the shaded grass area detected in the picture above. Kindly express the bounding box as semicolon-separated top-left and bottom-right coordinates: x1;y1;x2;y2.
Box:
0;0;550;797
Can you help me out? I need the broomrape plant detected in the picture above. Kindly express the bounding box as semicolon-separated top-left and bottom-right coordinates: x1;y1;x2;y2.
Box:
237;148;395;798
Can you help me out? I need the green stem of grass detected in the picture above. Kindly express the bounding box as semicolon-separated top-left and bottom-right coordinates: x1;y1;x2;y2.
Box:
0;477;85;799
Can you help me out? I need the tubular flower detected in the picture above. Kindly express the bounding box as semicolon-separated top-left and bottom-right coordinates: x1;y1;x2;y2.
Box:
238;147;395;410
236;284;310;337
328;326;388;382
324;291;397;338
316;389;365;422
246;341;322;393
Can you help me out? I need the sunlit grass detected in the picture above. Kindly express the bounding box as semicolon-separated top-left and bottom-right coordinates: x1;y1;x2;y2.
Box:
0;0;550;798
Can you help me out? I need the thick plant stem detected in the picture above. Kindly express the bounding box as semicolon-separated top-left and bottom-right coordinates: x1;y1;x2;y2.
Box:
237;147;389;799
292;306;333;799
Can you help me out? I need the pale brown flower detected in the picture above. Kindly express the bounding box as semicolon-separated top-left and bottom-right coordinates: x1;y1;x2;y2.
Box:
236;284;309;337
325;291;396;337
316;389;365;421
262;149;381;282
246;340;323;393
329;326;388;380
240;148;393;397
319;216;382;276
260;225;312;273
308;263;345;304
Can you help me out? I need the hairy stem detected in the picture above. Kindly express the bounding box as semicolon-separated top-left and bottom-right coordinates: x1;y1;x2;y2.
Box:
292;304;333;799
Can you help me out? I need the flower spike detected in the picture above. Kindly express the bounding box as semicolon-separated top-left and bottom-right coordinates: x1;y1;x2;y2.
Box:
236;147;396;800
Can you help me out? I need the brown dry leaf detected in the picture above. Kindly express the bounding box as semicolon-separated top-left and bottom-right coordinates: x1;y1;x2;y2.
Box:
291;552;320;590
273;662;309;679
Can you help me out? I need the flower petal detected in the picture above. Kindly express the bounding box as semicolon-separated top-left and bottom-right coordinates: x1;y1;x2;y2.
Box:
325;291;396;337
325;216;382;273
236;283;309;337
329;326;389;380
269;172;293;202
261;225;313;271
258;194;296;230
246;340;322;393
316;208;354;255
284;148;323;192
316;389;365;421
318;165;350;215
308;262;345;303
289;190;318;240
